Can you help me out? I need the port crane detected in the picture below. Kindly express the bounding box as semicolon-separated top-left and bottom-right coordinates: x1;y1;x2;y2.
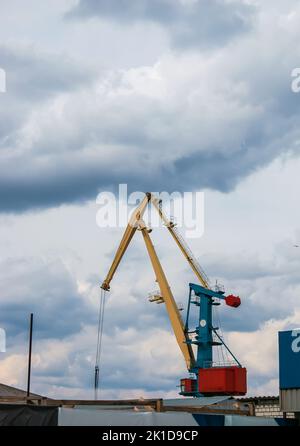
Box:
100;193;247;397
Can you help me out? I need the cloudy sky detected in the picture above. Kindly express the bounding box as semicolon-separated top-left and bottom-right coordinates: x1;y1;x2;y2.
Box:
0;0;300;399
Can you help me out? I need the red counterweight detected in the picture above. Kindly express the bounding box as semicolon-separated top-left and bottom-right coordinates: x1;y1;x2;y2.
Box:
198;366;247;395
225;294;241;308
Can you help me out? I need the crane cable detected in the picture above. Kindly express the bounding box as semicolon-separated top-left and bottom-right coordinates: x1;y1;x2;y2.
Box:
94;288;106;399
214;302;231;365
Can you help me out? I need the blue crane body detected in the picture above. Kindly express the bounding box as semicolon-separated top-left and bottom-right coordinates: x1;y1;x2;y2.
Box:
180;283;246;397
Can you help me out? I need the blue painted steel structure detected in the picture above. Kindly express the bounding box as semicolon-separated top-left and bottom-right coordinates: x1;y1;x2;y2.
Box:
181;283;243;396
186;284;222;372
279;329;300;389
186;284;241;372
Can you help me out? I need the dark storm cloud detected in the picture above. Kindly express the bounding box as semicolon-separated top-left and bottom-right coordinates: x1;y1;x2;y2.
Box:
0;44;98;212
1;1;300;214
67;0;255;49
0;164;113;213
0;257;95;343
0;45;92;100
0;44;94;150
0;101;298;213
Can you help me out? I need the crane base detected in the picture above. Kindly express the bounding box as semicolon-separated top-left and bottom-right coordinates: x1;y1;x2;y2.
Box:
180;366;247;397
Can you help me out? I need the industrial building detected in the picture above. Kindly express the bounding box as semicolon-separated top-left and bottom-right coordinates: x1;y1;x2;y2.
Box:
0;385;297;426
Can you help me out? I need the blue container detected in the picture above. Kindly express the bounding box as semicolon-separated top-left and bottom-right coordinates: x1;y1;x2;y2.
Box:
278;329;300;389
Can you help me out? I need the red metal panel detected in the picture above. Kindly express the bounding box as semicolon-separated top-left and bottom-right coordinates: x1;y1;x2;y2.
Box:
198;367;247;395
232;367;247;394
180;378;197;393
225;294;241;307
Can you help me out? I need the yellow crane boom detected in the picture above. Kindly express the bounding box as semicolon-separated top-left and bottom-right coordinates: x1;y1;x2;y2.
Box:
139;219;195;370
102;192;210;290
101;193;151;291
150;196;210;288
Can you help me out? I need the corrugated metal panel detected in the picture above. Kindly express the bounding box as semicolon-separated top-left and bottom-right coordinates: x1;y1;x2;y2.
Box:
225;415;282;426
0;383;42;398
73;397;251;415
163;396;231;406
164;397;249;412
73;397;234;411
58;408;200;426
58;408;293;426
280;389;300;412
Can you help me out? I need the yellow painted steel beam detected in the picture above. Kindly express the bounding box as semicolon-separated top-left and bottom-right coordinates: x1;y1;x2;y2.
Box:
100;192;202;371
139;219;195;371
151;196;210;289
101;193;151;290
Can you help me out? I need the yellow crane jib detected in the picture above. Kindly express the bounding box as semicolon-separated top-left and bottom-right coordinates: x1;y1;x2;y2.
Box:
138;218;195;371
100;193;151;291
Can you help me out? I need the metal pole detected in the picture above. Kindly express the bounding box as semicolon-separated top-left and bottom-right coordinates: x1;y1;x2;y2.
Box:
27;313;33;398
